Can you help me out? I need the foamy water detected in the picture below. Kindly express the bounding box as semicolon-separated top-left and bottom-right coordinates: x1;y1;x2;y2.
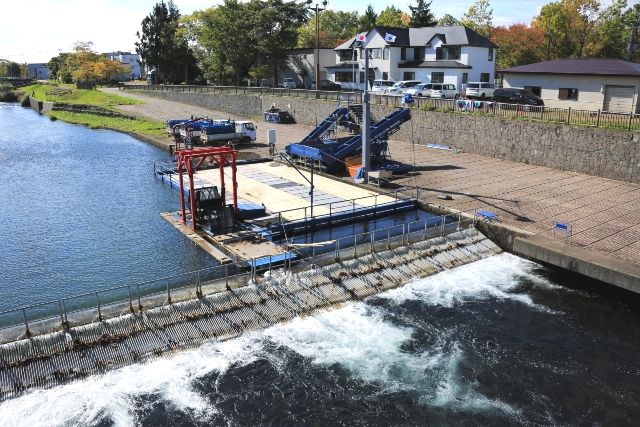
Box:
1;253;636;425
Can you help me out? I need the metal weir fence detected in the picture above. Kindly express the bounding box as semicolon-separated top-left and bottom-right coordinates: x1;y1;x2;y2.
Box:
0;208;478;343
123;84;640;131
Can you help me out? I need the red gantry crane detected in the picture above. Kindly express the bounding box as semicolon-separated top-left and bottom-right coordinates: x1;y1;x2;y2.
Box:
174;147;238;231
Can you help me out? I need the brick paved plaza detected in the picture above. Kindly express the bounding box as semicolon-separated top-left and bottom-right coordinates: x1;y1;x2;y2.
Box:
107;88;640;266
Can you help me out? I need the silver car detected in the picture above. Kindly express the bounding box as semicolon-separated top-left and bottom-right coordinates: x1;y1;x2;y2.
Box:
430;83;459;99
404;83;432;97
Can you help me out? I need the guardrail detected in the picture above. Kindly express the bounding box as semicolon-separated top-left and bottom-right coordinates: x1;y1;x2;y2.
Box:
122;84;640;131
0;207;478;343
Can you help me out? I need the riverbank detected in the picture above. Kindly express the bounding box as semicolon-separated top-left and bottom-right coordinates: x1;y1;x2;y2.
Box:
16;83;169;149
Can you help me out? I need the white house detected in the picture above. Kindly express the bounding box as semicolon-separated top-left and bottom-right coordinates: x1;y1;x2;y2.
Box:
327;25;496;91
104;51;142;80
501;59;640;113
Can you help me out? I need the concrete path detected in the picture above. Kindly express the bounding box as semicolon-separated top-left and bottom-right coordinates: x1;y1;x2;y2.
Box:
106;88;640;266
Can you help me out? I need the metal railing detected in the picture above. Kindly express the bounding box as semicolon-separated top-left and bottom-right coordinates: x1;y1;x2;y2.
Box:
123;84;640;131
0;207;477;343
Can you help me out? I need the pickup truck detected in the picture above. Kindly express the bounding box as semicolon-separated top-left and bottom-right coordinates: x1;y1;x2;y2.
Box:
199;120;257;145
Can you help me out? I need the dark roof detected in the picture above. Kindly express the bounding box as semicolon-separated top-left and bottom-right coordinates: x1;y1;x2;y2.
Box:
334;25;495;50
398;60;472;69
501;59;640;77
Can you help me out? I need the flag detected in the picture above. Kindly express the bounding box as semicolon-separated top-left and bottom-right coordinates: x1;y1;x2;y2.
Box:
384;33;397;43
356;32;367;43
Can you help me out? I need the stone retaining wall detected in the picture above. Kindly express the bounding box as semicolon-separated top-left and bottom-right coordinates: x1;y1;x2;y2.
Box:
132;90;640;183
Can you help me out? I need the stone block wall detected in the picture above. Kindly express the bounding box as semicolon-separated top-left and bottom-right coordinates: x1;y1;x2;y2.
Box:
131;89;640;183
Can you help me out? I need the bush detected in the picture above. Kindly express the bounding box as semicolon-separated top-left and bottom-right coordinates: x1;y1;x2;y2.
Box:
0;82;17;102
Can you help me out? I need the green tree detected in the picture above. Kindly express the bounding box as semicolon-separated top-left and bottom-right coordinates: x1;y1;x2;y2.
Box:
409;0;437;27
135;0;200;84
460;0;494;37
358;4;377;32
534;0;600;59
623;3;640;61
248;0;309;83
297;10;360;48
377;5;406;27
438;14;461;26
597;0;628;58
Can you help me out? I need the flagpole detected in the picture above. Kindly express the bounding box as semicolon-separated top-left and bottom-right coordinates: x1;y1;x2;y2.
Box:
361;45;370;182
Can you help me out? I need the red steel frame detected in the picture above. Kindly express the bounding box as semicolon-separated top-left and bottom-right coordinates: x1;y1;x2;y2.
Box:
175;147;238;231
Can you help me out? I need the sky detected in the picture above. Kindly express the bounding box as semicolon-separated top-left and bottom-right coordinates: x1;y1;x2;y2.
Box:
0;0;589;64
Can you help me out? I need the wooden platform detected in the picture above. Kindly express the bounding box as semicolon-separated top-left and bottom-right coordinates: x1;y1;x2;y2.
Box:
161;212;232;264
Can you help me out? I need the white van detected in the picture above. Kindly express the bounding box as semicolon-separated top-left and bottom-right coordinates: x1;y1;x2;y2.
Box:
386;80;422;95
370;80;395;93
465;82;495;99
430;83;459;99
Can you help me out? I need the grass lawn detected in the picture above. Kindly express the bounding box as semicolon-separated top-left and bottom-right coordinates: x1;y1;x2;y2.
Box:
21;82;141;106
49;111;165;136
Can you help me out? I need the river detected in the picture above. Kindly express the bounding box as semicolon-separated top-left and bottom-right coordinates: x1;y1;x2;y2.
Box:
1;104;640;425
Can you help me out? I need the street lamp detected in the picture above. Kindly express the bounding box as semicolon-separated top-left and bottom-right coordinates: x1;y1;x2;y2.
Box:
309;0;328;90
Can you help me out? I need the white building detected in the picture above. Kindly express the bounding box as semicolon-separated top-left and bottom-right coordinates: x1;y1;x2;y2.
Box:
327;25;496;91
104;51;142;80
281;48;337;89
27;63;50;80
501;59;640;113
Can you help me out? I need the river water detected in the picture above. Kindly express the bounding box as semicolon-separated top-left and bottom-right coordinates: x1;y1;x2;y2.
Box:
1;104;640;425
0;104;217;310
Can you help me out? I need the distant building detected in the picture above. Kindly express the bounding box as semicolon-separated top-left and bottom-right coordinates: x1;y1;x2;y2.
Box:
328;25;496;91
103;51;142;80
501;59;640;113
280;48;337;88
27;63;50;80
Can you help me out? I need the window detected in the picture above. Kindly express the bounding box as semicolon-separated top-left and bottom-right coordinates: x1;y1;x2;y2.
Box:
382;72;389;80
371;48;382;59
431;72;444;83
383;47;389;60
414;47;423;61
524;86;541;97
334;71;355;83
559;88;578;100
435;46;461;60
462;73;468;84
338;51;355;62
488;48;493;61
403;72;415;80
359;71;365;83
480;73;490;83
401;48;406;61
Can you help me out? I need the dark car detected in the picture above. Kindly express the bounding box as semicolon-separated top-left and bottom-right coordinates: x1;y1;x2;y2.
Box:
492;88;544;106
313;80;342;91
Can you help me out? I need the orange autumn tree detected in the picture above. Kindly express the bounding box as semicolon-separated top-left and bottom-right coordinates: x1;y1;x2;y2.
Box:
490;24;546;70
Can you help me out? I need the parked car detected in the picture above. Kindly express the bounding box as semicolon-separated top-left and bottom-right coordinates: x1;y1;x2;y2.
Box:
429;83;459;99
385;80;422;95
282;77;296;89
492;88;544;106
318;80;342;90
405;83;432;97
370;79;395;93
465;82;495;99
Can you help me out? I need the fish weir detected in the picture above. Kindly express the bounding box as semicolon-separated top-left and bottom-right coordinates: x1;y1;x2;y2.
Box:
0;227;501;401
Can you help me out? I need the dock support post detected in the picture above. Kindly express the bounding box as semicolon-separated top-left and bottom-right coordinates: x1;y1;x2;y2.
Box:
335;239;340;261
137;284;142;311
95;293;102;321
402;224;406;245
440;215;446;235
370;231;374;253
167;279;172;304
353;235;357;258
387;227;391;249
225;265;230;290
196;269;201;298
61;300;69;325
457;212;462;231
22;308;31;338
269;255;272;274
58;300;66;329
127;286;133;313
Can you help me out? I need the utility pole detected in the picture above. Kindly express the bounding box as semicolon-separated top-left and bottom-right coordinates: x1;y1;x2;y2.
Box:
311;1;328;90
361;47;370;182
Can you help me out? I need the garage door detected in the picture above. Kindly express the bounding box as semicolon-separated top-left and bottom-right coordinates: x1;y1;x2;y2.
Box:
603;85;635;113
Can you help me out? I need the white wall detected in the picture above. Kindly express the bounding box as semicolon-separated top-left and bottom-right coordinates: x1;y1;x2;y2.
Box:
464;46;494;82
503;73;640;112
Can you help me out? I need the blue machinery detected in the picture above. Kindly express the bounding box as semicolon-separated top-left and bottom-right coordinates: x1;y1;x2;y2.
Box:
285;106;411;173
